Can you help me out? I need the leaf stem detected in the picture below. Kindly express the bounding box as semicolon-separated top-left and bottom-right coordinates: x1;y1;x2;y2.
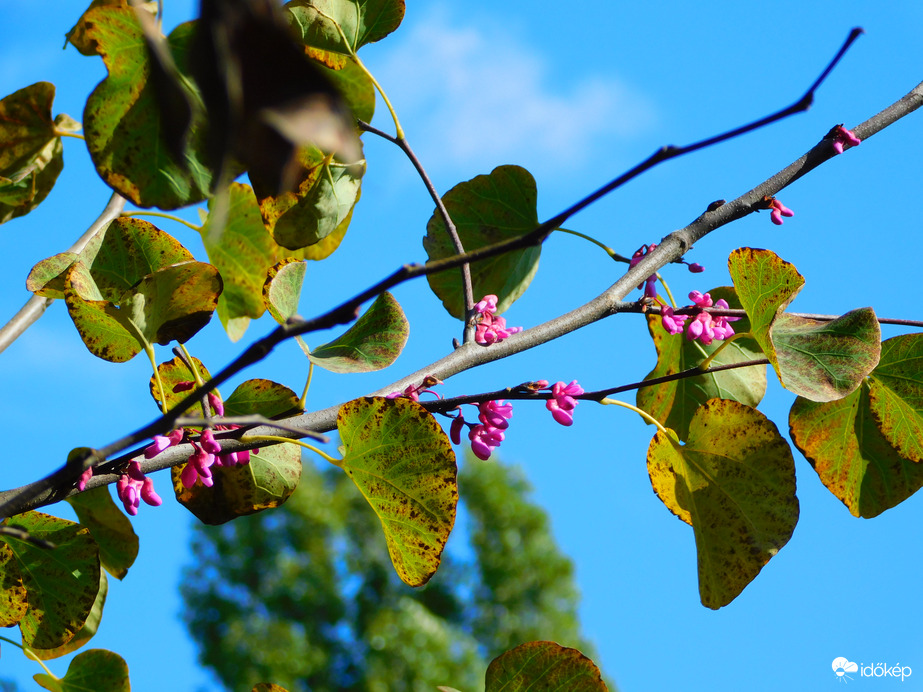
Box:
241;434;342;467
56;130;85;140
121;210;201;232
600;397;669;435
0;635;56;678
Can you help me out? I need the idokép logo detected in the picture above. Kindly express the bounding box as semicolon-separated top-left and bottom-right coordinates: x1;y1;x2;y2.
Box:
832;657;912;683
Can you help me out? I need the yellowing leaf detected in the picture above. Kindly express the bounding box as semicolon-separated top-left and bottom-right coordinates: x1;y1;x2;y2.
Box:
338;397;457;586
866;333;923;463
647;399;798;609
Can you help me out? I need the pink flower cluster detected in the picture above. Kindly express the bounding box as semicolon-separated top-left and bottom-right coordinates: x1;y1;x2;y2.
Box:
661;291;741;345
768;198;794;226
116;462;163;516
449;380;584;460
473;295;522;345
830;125;861;155
545;380;584;426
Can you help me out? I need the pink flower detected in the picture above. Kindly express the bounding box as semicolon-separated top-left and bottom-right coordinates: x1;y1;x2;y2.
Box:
769;198;794;225
116;461;162;515
661;306;688;335
173;381;195;393
546;380;584;426
630;244;659;299
473;294;522;345
207;392;225;416
450;414;465;445
181;442;216;489
143;428;185;459
687;263;705;273
469;425;505;461
478;399;513;430
831;125;861;154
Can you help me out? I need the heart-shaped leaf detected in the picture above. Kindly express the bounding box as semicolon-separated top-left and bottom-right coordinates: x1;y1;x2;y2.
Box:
485;641;608;692
866;333;923;463
728;248;880;401
423;165;541;319
637;286;766;440
790;383;923;518
0;512;100;649
263;258;307;324
0;82;70;224
67;488;138;580
34;649;130;692
81;7;214;208
285;0;405;55
647;399;798;609
338;397;457;586
311;292;409;373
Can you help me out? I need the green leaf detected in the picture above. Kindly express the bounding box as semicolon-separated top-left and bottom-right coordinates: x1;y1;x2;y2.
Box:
82;8;213;208
0;543;28;627
29;571;108;660
338;397;457;586
790;384;923;518
728;248;880;401
311;292;409;373
224;379;304;420
264;259;307;323
35;649;130;692
202;183;281;341
67;488;139;579
174;380;304;524
485;641;608;692
423;165;541;319
866;333;923;463
0;512;100;649
286;0;405;55
0;82;67;224
256;148;363;250
637;286;766;440
149;355;212;414
647;399;798;609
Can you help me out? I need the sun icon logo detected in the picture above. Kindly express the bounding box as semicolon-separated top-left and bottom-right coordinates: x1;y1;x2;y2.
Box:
832;657;859;683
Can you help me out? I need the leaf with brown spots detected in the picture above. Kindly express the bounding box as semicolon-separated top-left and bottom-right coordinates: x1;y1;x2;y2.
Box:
81;7;214;208
0;512;101;650
311;292;409;373
485;641;608;692
790;381;923;519
647;399;798;609
285;0;405;56
0;82;74;224
728;248;880;402
29;571;108;660
338;397;457;586
0;543;27;628
149;355;213;415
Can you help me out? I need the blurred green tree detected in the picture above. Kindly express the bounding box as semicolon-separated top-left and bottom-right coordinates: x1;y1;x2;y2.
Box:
182;455;606;691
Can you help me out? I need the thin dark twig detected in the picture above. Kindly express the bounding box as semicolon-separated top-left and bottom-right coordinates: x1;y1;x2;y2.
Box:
0;525;56;550
359;119;475;341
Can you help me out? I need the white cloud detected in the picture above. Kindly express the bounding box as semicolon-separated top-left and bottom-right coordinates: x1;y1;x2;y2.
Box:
369;7;655;172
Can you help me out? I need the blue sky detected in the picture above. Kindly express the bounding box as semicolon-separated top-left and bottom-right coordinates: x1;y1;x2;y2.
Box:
1;1;922;690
